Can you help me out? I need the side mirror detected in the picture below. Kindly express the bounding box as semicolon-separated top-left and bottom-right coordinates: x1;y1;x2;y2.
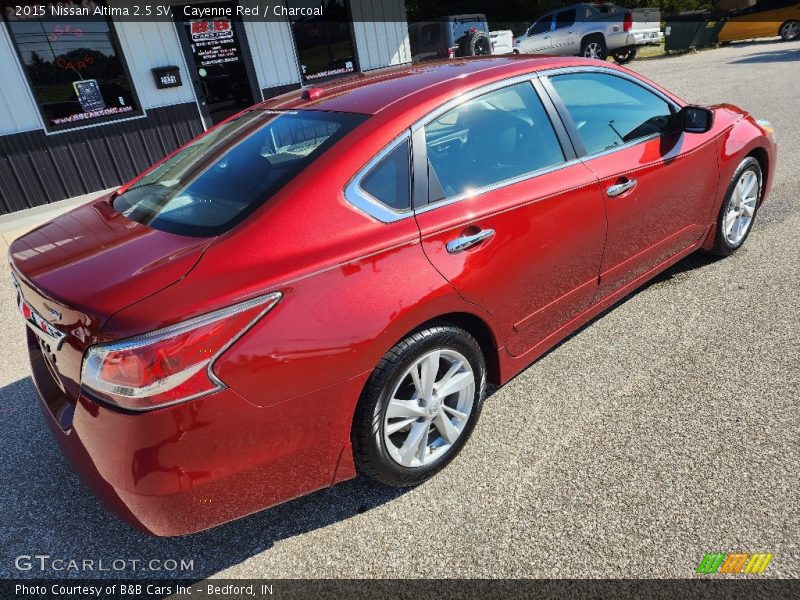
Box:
679;105;713;133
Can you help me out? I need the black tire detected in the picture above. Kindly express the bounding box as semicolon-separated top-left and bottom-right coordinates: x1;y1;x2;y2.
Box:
352;324;487;487
581;35;607;60
612;47;638;64
779;20;800;41
709;156;762;257
459;31;491;56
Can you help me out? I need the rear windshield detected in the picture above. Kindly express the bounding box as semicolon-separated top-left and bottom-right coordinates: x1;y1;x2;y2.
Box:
451;17;486;40
112;109;366;237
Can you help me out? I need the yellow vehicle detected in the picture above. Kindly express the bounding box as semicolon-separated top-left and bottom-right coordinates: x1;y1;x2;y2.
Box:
718;0;800;43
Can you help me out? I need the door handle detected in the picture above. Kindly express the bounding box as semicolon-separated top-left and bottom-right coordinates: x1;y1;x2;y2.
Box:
606;178;637;197
446;229;495;254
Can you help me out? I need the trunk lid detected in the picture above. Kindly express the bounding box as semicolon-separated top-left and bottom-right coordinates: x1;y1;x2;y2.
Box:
9;197;210;327
9;196;211;398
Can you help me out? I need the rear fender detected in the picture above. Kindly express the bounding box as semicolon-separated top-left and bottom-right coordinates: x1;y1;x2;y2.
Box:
213;241;502;411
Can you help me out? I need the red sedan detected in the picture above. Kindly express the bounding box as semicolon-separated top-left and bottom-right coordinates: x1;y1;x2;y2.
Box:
10;56;775;536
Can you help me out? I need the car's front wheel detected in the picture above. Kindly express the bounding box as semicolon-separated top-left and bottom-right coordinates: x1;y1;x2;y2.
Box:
709;156;762;256
352;324;487;487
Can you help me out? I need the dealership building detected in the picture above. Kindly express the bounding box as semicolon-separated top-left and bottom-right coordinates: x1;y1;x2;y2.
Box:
0;0;411;214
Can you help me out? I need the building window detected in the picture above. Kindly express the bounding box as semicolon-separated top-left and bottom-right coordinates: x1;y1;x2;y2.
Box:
3;1;141;131
286;0;357;82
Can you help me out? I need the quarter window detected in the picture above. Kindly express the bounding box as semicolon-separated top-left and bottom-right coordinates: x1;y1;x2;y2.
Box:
548;72;676;155
360;139;411;211
3;0;141;131
424;82;565;202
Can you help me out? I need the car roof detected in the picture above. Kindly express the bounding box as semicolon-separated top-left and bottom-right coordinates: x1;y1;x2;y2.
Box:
254;55;612;117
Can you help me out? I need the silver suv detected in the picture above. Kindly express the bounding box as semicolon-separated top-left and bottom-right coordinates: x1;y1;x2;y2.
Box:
513;2;663;64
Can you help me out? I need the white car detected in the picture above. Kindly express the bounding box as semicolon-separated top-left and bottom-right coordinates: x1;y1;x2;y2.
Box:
513;2;663;64
490;30;514;55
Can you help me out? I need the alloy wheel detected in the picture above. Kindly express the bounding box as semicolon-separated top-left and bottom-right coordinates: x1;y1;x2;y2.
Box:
584;42;603;59
614;49;636;64
475;39;491;55
723;169;759;246
781;21;799;41
383;349;475;468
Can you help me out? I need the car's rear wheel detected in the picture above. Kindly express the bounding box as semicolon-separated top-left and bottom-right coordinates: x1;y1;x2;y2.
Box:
612;47;637;64
581;35;607;60
709;157;762;256
779;20;800;41
352;324;486;487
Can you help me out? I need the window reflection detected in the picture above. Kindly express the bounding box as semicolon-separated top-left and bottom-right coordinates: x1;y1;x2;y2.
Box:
4;0;140;129
286;0;357;82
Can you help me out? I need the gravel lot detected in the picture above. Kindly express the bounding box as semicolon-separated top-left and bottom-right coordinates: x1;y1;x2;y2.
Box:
1;39;798;580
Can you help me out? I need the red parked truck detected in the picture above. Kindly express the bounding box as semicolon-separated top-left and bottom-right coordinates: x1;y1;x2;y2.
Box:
10;56;775;536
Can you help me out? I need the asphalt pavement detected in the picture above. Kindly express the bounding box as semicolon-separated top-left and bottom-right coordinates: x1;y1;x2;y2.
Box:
0;39;798;580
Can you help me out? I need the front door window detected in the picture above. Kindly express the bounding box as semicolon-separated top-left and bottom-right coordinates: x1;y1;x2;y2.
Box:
548;72;676;154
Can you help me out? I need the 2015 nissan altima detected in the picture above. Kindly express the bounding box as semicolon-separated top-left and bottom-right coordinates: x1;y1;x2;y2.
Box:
10;56;775;536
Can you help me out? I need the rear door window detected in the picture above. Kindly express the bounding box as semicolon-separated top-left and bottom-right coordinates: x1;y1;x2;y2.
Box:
451;17;487;40
113;110;365;236
424;81;566;202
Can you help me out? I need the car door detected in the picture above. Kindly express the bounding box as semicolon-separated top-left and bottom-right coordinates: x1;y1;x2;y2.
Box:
413;79;607;357
550;8;579;55
543;69;719;299
519;15;554;53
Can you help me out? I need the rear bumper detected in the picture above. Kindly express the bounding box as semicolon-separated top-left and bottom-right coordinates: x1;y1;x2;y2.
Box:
29;329;367;536
631;31;664;46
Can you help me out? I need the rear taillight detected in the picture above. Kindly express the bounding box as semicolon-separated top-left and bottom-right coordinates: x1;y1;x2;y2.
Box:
81;293;281;411
623;12;633;32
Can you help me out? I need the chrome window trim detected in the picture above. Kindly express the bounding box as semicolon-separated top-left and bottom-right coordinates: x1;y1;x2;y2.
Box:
574;132;661;161
409;72;540;133
538;65;681;111
343;66;681;223
343;130;412;223
414;157;583;216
